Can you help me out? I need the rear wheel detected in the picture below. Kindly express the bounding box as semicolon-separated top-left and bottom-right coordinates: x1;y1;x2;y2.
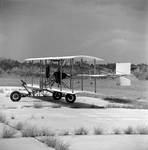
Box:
52;92;62;100
10;91;21;102
65;94;76;103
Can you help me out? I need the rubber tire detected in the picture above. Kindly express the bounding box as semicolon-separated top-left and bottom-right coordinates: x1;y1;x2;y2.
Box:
10;91;21;102
52;92;62;100
65;94;76;103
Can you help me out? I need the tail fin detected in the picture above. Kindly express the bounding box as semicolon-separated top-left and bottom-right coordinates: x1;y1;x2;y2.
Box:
116;63;131;86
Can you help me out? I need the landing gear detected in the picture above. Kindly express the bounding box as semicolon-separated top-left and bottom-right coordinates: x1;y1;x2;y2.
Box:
10;91;21;102
65;94;76;103
52;91;62;100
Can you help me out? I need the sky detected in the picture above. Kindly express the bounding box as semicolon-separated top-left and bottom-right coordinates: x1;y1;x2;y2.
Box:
0;0;147;64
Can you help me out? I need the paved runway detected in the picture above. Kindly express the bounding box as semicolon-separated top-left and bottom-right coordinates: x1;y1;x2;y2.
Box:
0;87;148;150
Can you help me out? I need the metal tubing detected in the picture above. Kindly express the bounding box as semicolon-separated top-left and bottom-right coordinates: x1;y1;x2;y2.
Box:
24;61;26;83
71;58;74;93
40;60;41;88
31;60;33;86
70;59;72;89
81;58;83;91
45;60;47;87
41;60;43;88
60;60;62;91
94;59;96;93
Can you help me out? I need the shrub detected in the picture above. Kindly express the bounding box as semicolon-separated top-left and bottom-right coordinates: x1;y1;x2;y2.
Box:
136;125;148;134
112;127;122;134
22;125;40;137
74;127;88;135
39;127;55;136
0;113;9;124
1;126;17;138
59;130;69;136
14;122;24;131
40;137;70;150
123;125;135;134
93;126;104;135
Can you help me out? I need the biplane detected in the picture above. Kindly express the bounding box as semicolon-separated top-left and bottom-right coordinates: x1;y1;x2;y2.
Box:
10;55;131;103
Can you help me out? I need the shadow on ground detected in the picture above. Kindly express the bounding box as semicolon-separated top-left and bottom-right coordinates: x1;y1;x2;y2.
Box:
21;96;105;109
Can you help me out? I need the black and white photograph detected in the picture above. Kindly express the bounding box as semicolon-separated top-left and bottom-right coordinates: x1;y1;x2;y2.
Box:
0;0;148;150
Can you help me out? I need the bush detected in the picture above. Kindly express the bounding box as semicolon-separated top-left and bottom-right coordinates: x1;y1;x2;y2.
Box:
136;125;148;134
112;127;122;134
0;113;9;124
123;125;135;134
93;126;104;135
74;127;88;135
40;137;70;150
1;126;17;138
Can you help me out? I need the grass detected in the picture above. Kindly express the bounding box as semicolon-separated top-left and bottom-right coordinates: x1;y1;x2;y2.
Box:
39;127;55;136
22;125;41;137
0;76;147;100
1;126;17;138
13;122;24;131
93;126;104;135
123;125;135;134
0;112;9;124
59;130;69;136
21;124;55;137
106;100;148;110
112;127;122;134
30;114;36;119
11;114;15;120
136;125;148;134
40;136;70;150
33;102;43;109
6;106;17;109
74;127;88;135
51;104;61;108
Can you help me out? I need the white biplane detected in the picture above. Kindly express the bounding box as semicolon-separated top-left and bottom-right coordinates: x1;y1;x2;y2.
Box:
10;55;131;103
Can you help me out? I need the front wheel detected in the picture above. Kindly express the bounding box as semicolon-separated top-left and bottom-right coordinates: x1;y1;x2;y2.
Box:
52;92;62;100
65;94;76;103
10;91;21;102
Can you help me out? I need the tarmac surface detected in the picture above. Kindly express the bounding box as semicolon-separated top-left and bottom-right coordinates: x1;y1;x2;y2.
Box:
0;86;148;150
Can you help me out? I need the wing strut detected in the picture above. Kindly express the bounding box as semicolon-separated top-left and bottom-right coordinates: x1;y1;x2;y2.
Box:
81;58;83;91
94;59;96;93
31;60;34;86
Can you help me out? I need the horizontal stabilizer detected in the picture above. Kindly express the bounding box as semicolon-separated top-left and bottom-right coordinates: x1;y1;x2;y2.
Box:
116;63;131;75
116;76;131;86
116;63;131;86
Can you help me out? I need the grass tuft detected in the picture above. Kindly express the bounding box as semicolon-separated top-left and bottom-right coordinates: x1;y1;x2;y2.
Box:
93;126;104;135
22;125;40;137
22;124;55;137
33;102;43;109
74;127;88;135
59;130;69;136
136;125;148;134
11;115;15;120
123;125;135;134
51;104;61;108
39;127;55;136
6;106;17;109
40;136;70;150
13;122;24;131
0;113;9;124
1;126;17;138
112;127;122;134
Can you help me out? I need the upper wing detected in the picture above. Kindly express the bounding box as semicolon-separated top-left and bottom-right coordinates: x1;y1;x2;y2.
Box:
25;55;104;61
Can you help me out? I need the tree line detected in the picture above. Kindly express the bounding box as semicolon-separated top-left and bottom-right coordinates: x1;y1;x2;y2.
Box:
0;58;148;80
